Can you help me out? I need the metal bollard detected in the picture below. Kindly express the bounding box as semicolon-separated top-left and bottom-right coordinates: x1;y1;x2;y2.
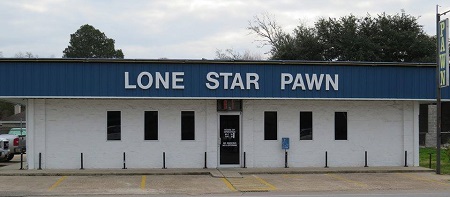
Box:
404;151;408;167
38;152;42;170
429;153;432;169
20;152;24;170
163;152;166;169
80;153;84;170
243;152;247;168
204;152;207;169
122;152;127;169
364;151;368;167
285;150;288;168
325;151;328;168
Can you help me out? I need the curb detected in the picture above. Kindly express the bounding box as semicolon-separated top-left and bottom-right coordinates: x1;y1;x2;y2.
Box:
0;168;435;176
239;169;435;175
0;171;212;176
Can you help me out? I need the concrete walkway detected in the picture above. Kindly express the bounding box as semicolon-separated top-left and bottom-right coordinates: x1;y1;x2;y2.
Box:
0;162;435;176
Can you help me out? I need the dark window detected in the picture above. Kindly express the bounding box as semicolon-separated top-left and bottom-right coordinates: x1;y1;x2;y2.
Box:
264;111;277;140
335;112;347;140
300;112;313;140
107;111;121;141
145;111;158;140
419;104;428;133
181;111;195;140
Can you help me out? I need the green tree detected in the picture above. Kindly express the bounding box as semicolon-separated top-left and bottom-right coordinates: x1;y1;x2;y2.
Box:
0;101;14;120
63;24;124;58
249;13;435;62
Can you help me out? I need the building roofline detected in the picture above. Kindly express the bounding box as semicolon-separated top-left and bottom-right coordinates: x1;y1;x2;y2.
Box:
0;58;436;67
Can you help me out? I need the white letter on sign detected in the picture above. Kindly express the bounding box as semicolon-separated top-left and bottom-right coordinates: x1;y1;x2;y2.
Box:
292;74;305;90
137;72;153;89
325;74;338;90
172;72;184;89
246;73;259;90
124;72;136;89
155;72;169;89
206;72;219;89
281;73;293;90
231;73;244;89
305;74;323;90
219;73;233;89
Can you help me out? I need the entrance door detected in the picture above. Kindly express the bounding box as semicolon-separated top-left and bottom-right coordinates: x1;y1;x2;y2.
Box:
219;115;240;165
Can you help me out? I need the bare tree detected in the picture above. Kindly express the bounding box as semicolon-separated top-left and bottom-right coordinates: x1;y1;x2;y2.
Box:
247;12;286;49
14;52;38;58
215;48;263;60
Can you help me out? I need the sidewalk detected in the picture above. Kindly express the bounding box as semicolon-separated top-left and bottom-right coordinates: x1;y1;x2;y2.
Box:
0;162;435;176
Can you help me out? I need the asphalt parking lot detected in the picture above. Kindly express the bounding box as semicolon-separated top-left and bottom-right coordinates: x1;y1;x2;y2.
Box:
0;172;448;196
0;153;26;169
0;155;449;196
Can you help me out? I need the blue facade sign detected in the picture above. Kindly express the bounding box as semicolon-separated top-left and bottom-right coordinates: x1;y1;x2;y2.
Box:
0;60;448;100
282;138;289;150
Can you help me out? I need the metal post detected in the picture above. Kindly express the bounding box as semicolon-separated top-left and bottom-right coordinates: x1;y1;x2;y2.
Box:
122;152;127;169
404;151;408;167
20;152;23;170
38;152;42;170
80;153;84;170
364;151;368;167
429;153;432;169
325;151;328;168
243;152;247;168
204;152;207;169
436;4;442;175
20;118;23;135
163;152;166;169
285;150;288;168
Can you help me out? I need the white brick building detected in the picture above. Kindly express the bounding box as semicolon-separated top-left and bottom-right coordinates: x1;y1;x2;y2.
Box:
0;59;444;169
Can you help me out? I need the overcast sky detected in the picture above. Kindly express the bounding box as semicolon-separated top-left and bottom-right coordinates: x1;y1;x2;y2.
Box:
0;0;449;59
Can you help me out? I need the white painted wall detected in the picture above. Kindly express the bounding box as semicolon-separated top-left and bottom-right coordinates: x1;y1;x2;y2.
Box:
242;100;419;168
27;99;216;169
26;99;419;169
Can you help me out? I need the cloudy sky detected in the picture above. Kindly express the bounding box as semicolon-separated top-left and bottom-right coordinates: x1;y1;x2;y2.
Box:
0;0;449;59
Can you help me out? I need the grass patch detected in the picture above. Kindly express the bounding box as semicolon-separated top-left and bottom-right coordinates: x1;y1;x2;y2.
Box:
419;147;450;174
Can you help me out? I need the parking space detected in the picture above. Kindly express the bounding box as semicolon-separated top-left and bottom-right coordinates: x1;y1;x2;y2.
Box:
258;173;450;193
225;175;277;192
0;176;62;196
260;174;367;192
51;176;142;194
0;172;448;195
146;175;230;195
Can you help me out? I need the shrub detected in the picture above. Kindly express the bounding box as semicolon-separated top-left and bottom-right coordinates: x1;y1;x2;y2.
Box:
446;148;450;161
